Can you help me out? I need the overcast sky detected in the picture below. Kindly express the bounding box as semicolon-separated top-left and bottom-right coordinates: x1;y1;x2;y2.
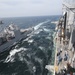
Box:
0;0;62;17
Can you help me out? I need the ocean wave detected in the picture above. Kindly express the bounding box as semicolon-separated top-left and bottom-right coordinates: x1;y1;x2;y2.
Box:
43;28;50;32
23;20;50;42
45;65;54;73
23;34;33;42
34;20;50;30
33;29;43;35
39;46;45;50
0;16;58;75
4;47;27;63
28;39;34;43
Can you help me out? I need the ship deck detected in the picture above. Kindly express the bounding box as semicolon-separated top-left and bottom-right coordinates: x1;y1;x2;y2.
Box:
54;32;74;75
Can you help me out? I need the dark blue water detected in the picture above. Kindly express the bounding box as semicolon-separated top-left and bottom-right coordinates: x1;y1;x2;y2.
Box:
0;16;60;75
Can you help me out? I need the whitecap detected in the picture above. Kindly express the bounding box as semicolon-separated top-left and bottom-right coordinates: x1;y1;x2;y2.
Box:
23;32;34;42
28;39;34;43
45;65;54;72
4;47;27;63
43;28;50;32
33;66;36;72
15;44;19;48
34;20;50;30
33;29;42;34
34;22;43;30
39;46;44;50
10;47;27;56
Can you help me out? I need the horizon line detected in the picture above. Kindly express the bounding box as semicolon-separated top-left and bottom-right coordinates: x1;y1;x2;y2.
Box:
1;15;61;18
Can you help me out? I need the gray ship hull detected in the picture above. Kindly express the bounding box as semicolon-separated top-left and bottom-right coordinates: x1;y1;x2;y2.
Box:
0;30;32;53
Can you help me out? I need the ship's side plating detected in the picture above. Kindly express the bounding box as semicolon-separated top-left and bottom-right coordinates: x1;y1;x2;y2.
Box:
63;0;75;68
54;0;75;75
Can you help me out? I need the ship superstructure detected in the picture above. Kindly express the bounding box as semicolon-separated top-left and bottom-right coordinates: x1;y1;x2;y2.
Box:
45;0;75;75
0;23;33;53
54;0;75;75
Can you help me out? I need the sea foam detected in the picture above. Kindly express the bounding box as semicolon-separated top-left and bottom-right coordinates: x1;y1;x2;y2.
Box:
4;47;27;63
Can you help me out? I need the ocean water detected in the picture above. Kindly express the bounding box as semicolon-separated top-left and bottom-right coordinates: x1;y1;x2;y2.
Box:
0;16;60;75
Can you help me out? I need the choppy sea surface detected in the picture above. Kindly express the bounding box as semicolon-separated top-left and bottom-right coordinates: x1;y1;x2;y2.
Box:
0;16;60;75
